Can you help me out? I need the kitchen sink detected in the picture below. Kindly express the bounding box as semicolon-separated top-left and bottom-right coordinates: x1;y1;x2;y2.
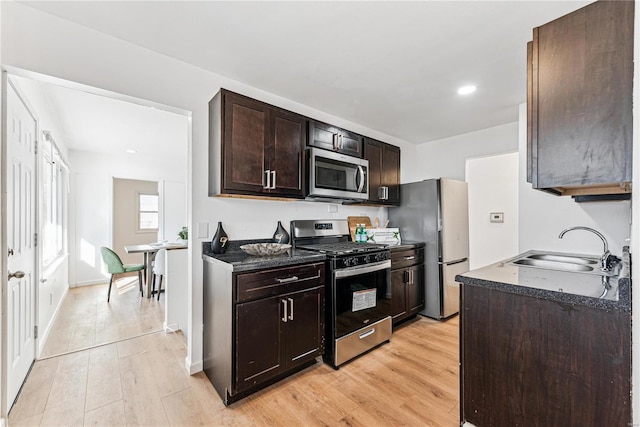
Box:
506;250;616;277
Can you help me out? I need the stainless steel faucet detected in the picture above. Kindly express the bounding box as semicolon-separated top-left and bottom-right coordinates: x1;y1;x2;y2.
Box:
558;226;610;270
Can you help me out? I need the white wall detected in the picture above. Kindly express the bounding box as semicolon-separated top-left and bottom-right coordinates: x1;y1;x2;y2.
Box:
415;122;519;181
517;104;632;257
1;2;407;373
159;180;187;242
69;149;188;286
465;152;519;269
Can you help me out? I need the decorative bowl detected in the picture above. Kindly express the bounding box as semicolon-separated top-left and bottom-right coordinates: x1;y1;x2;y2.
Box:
240;243;292;257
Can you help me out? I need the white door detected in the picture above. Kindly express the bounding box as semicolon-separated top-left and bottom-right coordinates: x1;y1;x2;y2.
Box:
5;79;37;409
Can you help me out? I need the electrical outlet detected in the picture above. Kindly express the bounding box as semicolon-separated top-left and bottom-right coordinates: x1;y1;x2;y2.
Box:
197;222;209;238
328;204;338;213
490;212;504;223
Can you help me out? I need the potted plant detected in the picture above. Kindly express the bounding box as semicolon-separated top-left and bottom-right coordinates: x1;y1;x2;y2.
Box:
178;226;188;243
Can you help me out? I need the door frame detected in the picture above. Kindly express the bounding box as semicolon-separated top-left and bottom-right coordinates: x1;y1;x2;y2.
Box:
1;71;41;416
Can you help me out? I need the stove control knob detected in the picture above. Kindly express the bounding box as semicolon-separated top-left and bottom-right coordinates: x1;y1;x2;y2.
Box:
364;255;371;263
344;257;354;267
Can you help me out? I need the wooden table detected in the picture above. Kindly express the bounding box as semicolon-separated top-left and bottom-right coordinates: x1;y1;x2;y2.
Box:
124;243;188;297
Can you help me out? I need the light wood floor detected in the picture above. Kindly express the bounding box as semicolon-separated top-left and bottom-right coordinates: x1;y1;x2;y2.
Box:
40;278;165;358
10;316;459;426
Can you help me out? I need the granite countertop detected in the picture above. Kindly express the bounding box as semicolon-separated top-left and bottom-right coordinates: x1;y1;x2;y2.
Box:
388;241;425;251
456;246;631;312
202;240;326;273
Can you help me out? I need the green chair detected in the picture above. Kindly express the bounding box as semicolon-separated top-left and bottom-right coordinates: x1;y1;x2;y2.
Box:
100;247;146;302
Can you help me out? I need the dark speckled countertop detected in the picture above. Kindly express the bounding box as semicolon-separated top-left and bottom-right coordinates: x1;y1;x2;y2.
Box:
202;239;326;273
388;240;425;251
456;246;631;312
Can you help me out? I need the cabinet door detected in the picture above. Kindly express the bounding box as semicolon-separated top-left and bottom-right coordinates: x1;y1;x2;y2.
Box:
284;287;324;368
391;269;407;323
223;92;269;194
338;129;363;158
268;109;305;198
529;0;633;193
309;121;363;157
382;143;401;205
308;121;339;152
364;139;383;203
235;296;284;392
406;265;425;315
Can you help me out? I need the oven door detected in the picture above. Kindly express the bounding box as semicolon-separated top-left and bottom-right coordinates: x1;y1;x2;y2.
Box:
333;260;391;338
308;148;369;200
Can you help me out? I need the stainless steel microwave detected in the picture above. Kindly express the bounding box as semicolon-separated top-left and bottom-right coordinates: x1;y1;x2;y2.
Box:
307;148;369;200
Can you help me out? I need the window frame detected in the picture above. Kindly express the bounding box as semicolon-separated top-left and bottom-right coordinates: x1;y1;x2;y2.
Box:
136;191;159;233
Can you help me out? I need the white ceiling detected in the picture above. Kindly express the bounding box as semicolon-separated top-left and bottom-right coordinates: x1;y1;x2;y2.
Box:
12;75;189;159
20;1;590;145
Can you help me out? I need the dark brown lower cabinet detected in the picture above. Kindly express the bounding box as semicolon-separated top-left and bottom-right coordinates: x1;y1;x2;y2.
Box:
203;259;325;405
461;284;631;426
235;286;324;393
390;247;425;326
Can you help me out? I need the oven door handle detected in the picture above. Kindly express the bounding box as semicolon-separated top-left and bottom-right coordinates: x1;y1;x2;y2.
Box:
334;260;391;279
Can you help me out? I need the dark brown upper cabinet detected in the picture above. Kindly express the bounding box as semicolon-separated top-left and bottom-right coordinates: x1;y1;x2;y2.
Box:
364;138;401;205
308;120;363;158
527;0;633;200
209;89;306;199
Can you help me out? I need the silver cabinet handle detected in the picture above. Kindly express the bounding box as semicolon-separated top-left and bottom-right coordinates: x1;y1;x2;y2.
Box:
384;186;389;200
410;270;414;285
288;297;294;320
8;270;25;280
404;256;415;260
282;299;288;322
333;134;339;150
359;328;375;339
264;169;271;189
276;276;299;284
8;248;14;257
40;278;48;283
271;170;276;189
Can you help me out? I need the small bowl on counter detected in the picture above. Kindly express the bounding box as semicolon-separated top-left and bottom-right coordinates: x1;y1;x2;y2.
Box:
240;243;292;257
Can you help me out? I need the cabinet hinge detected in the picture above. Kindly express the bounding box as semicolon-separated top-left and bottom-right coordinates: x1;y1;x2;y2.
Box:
34;325;38;339
34;139;38;155
34;233;38;247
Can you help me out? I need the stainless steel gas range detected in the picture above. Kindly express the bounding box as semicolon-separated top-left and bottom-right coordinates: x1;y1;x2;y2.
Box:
291;219;392;368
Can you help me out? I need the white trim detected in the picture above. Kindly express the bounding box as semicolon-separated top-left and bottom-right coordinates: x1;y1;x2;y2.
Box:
36;282;68;358
163;321;180;333
184;355;202;375
70;279;108;288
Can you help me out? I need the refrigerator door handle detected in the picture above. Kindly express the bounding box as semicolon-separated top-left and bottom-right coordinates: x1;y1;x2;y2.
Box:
443;258;467;266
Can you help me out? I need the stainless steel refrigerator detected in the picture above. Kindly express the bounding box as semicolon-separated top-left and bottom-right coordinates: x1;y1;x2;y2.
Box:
388;178;469;319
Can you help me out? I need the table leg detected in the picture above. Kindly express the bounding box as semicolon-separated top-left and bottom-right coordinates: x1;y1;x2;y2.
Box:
146;251;156;298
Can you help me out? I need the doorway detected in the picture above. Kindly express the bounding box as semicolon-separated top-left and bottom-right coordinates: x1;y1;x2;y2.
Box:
2;71;190;411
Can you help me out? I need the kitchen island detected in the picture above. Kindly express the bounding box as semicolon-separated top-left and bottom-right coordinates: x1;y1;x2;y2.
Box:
456;248;631;426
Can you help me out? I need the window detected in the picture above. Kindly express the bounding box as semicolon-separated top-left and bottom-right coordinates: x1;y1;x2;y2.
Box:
138;193;159;232
42;133;68;267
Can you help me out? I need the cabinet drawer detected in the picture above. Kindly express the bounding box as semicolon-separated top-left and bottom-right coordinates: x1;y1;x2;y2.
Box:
391;248;424;269
236;262;325;303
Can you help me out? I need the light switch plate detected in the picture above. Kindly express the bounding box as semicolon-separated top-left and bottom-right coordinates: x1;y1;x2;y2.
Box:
490;212;504;223
197;222;209;238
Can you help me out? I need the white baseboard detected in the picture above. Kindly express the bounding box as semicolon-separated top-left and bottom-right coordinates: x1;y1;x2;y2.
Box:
185;355;203;375
71;279;108;288
163;321;180;332
37;284;69;357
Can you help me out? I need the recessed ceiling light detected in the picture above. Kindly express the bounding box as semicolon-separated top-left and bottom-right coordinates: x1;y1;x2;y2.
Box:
457;85;477;95
126;149;137;154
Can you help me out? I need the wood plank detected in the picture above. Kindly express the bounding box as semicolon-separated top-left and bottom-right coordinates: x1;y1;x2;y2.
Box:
85;344;122;412
83;400;126;427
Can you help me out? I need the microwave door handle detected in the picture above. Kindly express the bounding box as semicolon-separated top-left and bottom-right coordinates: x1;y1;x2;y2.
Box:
356;165;365;193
